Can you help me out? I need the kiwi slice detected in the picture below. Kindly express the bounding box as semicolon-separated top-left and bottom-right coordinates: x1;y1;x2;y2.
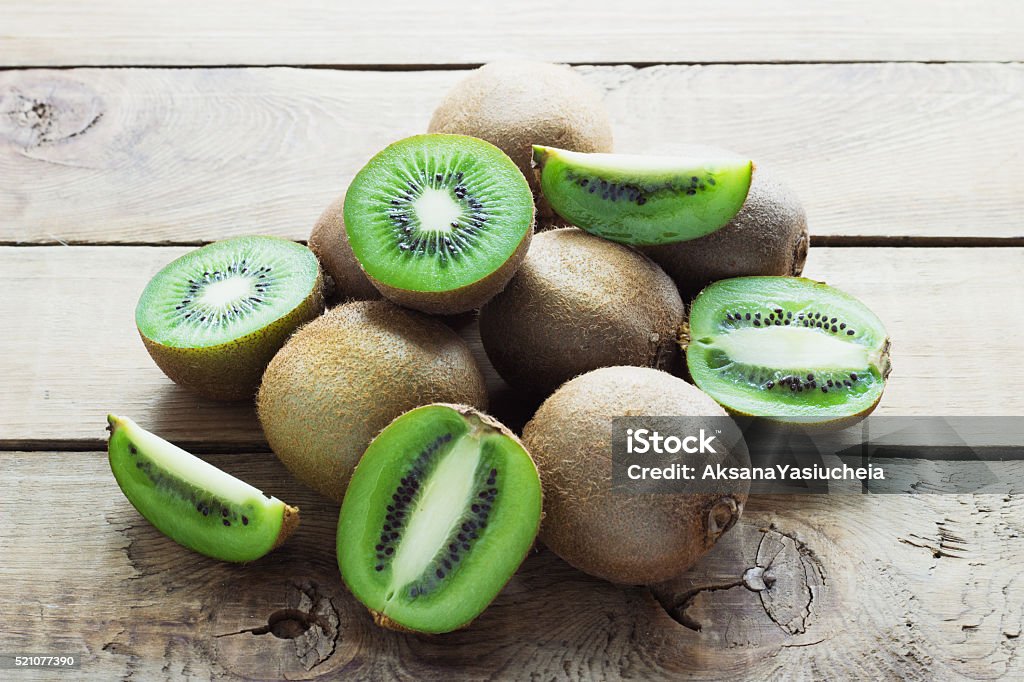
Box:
533;145;753;245
337;404;541;634
107;415;299;562
136;236;324;401
343;134;535;314
686;277;892;425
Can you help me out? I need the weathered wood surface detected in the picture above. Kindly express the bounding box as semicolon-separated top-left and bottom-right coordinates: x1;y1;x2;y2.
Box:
1;246;1021;450
1;452;1019;681
3;1;1021;67
3;64;1023;244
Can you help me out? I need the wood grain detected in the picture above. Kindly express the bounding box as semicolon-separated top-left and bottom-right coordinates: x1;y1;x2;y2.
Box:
1;452;1019;680
0;245;1021;449
3;1;1021;67
2;64;1023;244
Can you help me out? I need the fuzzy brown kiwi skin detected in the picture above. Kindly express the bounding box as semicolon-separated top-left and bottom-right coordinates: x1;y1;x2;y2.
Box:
428;60;613;217
347;403;542;634
140;273;325;401
642;166;808;300
479;228;685;398
257;301;488;503
366;214;534;316
308;194;382;304
522;366;748;586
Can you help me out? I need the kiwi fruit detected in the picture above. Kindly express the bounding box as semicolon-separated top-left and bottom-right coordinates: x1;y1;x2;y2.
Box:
478;228;685;397
427;60;613;208
107;415;299;562
521;367;748;585
136;235;325;401
257;300;488;502
642;165;808;298
686;276;891;426
533;145;753;245
343;134;535;315
308;194;382;303
337;404;542;634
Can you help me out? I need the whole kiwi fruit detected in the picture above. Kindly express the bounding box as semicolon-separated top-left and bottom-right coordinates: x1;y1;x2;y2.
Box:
642;160;808;299
308;194;382;303
479;228;685;397
522;366;748;585
257;300;488;502
428;61;613;212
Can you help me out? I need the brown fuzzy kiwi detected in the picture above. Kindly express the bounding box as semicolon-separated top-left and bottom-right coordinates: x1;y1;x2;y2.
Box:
478;228;685;397
308;194;382;303
642;164;808;300
428;60;613;215
257;300;488;502
521;366;748;585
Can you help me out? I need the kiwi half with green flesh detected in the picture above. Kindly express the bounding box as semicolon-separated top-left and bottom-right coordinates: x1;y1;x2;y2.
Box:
642;163;808;299
686;277;891;426
522;367;747;585
343;134;535;315
427;60;614;214
107;415;298;562
257;300;488;503
308;194;382;303
337;404;541;634
479;228;684;397
533;145;753;246
136;236;325;401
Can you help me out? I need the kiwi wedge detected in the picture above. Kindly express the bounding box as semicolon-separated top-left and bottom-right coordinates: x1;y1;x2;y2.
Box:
642;163;809;299
686;277;892;426
338;404;541;634
533;145;753;246
522;367;747;585
107;415;298;562
479;228;684;397
257;301;488;503
343;134;535;314
136;236;325;401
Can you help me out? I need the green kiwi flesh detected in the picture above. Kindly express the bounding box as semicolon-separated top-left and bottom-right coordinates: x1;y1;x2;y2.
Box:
478;228;684;397
687;277;891;425
344;134;535;314
521;367;747;585
533;145;753;246
136;236;325;401
338;404;541;634
107;415;299;562
257;301;488;503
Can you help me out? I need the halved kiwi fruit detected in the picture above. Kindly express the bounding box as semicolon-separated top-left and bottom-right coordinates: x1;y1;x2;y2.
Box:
136;236;324;401
686;277;892;426
107;415;298;562
343;134;535;314
533;145;753;246
337;404;541;634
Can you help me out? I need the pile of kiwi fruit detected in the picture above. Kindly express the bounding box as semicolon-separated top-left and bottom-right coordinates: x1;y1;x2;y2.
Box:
111;60;891;634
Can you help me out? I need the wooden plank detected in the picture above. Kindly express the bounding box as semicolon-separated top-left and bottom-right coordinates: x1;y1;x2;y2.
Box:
3;1;1022;67
0;245;1021;448
1;64;1023;243
1;451;1019;679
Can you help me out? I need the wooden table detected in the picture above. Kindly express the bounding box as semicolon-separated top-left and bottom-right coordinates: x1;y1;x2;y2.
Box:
2;3;1022;679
